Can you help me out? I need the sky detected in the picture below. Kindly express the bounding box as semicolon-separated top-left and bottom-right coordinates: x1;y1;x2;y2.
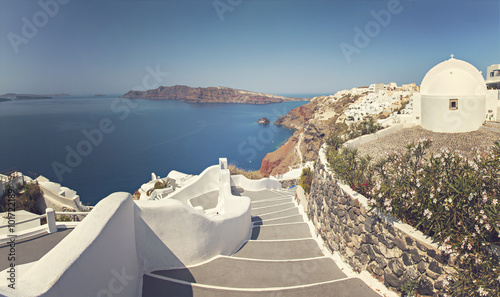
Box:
0;0;499;96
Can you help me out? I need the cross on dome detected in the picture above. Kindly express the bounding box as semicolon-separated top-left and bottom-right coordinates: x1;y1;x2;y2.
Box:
450;54;455;59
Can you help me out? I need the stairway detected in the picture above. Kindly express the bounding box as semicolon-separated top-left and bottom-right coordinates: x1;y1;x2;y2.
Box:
142;188;381;297
481;121;500;133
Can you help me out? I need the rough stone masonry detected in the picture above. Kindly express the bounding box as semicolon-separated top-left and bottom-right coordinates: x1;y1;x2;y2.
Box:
297;157;457;296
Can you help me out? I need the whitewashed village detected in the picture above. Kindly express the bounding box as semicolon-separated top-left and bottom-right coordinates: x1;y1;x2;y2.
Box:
1;57;500;297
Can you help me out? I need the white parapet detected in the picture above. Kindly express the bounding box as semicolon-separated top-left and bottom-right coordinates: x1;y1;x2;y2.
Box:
36;176;84;211
45;208;57;234
230;174;282;191
5;193;141;297
0;159;272;296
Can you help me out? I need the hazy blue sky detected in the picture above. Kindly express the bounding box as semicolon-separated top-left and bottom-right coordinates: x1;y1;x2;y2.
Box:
0;0;498;96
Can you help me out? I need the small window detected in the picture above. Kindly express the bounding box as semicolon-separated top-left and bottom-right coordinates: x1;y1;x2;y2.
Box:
449;99;458;110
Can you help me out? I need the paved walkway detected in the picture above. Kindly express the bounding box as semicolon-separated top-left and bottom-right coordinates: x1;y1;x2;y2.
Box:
296;131;304;163
143;188;381;297
0;229;72;271
356;125;500;161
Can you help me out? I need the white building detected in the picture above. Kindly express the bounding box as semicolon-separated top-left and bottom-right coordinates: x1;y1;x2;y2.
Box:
388;82;398;90
401;83;418;92
413;56;498;133
369;83;385;93
486;64;500;89
342;88;415;123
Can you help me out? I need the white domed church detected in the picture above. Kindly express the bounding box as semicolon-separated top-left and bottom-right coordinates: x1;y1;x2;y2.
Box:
412;56;499;133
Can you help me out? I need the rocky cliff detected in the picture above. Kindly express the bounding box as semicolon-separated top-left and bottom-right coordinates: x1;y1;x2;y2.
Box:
122;85;304;104
259;92;366;177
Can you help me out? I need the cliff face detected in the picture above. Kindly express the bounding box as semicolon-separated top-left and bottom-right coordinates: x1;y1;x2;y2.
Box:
274;101;318;129
122;85;304;104
259;93;365;177
259;101;317;176
259;132;301;176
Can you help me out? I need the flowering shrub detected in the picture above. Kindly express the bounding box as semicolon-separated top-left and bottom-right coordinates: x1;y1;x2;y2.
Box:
327;146;374;196
328;137;500;296
325;119;382;195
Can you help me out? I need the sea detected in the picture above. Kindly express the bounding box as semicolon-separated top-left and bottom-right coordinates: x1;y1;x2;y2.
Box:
0;96;312;205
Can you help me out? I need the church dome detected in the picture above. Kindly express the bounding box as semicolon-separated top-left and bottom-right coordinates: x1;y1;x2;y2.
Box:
420;57;487;97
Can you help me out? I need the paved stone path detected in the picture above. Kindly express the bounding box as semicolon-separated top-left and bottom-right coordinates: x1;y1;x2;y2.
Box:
296;132;304;163
143;188;381;297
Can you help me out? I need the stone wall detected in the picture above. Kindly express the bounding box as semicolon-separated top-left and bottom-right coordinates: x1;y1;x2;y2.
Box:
297;153;455;296
279;178;300;189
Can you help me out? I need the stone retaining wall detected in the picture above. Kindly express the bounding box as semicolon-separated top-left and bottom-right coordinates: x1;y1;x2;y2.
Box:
279;178;300;189
297;152;455;296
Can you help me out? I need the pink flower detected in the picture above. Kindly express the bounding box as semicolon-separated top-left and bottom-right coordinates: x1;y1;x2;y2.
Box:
478;287;488;296
423;209;432;219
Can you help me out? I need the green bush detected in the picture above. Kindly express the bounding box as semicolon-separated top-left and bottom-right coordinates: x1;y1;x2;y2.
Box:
346;118;382;140
56;215;72;222
300;167;313;194
325;118;382;154
228;164;264;180
325;133;345;151
400;279;417;297
153;181;169;190
0;183;15;212
17;183;42;214
327;146;373;196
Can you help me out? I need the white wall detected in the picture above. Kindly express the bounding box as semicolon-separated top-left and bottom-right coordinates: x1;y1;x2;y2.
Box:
134;165;252;272
166;165;219;204
342;124;410;149
135;196;251;272
39;183;81;211
0;162;256;296
230;174;282;191
421;96;486;133
412;93;422;125
486;90;499;121
134;161;254;273
13;193;141;297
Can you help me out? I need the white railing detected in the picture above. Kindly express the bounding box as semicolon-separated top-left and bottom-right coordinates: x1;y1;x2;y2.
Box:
0;214;46;230
0;214;47;229
0;212;47;244
0;209;91;244
274;174;284;180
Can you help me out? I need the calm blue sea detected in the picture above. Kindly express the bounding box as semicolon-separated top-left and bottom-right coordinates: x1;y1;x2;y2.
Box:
0;97;307;205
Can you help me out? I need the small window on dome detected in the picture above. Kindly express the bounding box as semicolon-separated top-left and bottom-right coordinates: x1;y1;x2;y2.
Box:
449;99;458;110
